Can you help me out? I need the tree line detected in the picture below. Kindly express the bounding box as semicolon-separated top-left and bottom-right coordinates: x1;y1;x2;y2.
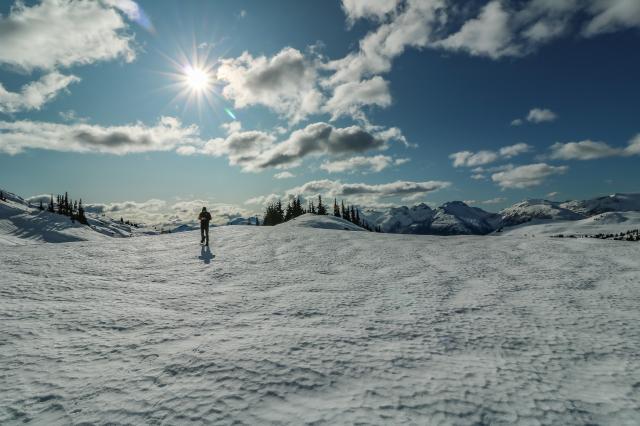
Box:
42;192;89;225
261;195;381;232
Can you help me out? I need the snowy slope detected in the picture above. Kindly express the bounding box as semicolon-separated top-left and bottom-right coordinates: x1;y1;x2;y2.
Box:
2;224;639;424
278;213;365;231
0;189;158;245
499;211;640;237
561;193;640;216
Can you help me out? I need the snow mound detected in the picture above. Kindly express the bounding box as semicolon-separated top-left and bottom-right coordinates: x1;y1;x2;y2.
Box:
0;188;158;245
499;211;640;236
278;213;365;231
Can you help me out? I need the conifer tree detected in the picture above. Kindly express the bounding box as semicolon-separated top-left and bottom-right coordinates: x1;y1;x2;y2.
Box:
39;200;44;211
333;198;340;217
356;208;361;225
0;191;4;201
350;205;356;223
285;200;293;221
255;216;260;226
317;195;327;215
48;195;55;212
341;201;349;220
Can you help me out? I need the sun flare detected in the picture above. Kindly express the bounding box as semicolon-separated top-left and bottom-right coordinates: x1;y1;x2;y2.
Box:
183;65;210;91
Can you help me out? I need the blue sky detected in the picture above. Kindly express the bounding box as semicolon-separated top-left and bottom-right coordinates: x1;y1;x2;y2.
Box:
1;0;639;224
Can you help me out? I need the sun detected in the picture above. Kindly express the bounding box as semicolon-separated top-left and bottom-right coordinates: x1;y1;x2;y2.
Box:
183;65;211;92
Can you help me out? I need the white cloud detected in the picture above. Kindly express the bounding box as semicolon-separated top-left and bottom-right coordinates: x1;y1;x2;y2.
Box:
549;135;640;160
245;193;280;206
450;143;531;167
491;163;568;189
323;76;391;120
284;179;451;205
0;72;80;114
437;1;517;59
0;116;201;155
274;171;295;179
0;0;136;72
86;198;251;227
499;142;532;158
216;47;323;124
341;0;400;24
527;107;557;123
583;0;640;36
320;154;407;174
466;197;507;205
511;118;523;126
201;122;399;172
546;191;559;198
220;120;242;135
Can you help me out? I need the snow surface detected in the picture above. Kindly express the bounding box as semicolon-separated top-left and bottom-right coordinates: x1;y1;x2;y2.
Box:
2;220;640;424
499;211;640;237
561;193;640;216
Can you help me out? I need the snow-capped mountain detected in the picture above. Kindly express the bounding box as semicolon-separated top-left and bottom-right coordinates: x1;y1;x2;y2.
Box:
498;199;585;227
363;201;500;235
363;193;640;235
560;193;640;216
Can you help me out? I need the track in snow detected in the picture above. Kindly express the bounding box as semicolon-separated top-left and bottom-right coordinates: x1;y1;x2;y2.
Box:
1;226;639;424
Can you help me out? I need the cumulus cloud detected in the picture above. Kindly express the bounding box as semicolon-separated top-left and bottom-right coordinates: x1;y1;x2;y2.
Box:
450;143;531;167
284;179;451;205
341;0;400;24
0;116;202;155
216;47;323;124
274;171;295;179
437;1;517;59
86;198;251;227
320;154;408;174
583;0;640;36
199;122;398;172
0;72;80;114
511;107;557;125
323;76;392;120
0;0;136;72
549;135;640;160
244;193;280;206
491;163;568;189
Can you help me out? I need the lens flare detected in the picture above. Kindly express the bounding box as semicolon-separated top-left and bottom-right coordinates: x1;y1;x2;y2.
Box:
224;108;237;120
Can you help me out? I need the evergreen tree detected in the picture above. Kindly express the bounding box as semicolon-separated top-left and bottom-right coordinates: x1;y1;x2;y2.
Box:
308;200;316;214
350;205;356;223
77;199;88;225
356;208;361;225
293;196;305;217
341;201;349;220
317;195;327;215
255;216;260;226
48;195;55;212
39;200;44;211
284;200;293;221
0;191;4;201
276;199;284;222
333;198;340;217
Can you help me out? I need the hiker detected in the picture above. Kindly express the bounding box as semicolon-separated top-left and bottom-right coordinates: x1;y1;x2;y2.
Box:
198;207;212;246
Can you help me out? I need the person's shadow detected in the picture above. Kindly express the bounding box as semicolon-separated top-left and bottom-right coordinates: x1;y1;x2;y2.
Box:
199;245;215;264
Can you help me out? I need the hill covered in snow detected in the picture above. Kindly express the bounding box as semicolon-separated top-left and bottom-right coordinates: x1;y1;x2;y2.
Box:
0;188;158;245
2;218;639;424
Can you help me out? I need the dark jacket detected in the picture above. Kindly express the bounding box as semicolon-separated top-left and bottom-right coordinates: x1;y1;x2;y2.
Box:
199;211;212;224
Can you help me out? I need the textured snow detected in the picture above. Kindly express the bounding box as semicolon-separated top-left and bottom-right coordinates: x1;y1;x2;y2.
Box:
2;222;640;424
